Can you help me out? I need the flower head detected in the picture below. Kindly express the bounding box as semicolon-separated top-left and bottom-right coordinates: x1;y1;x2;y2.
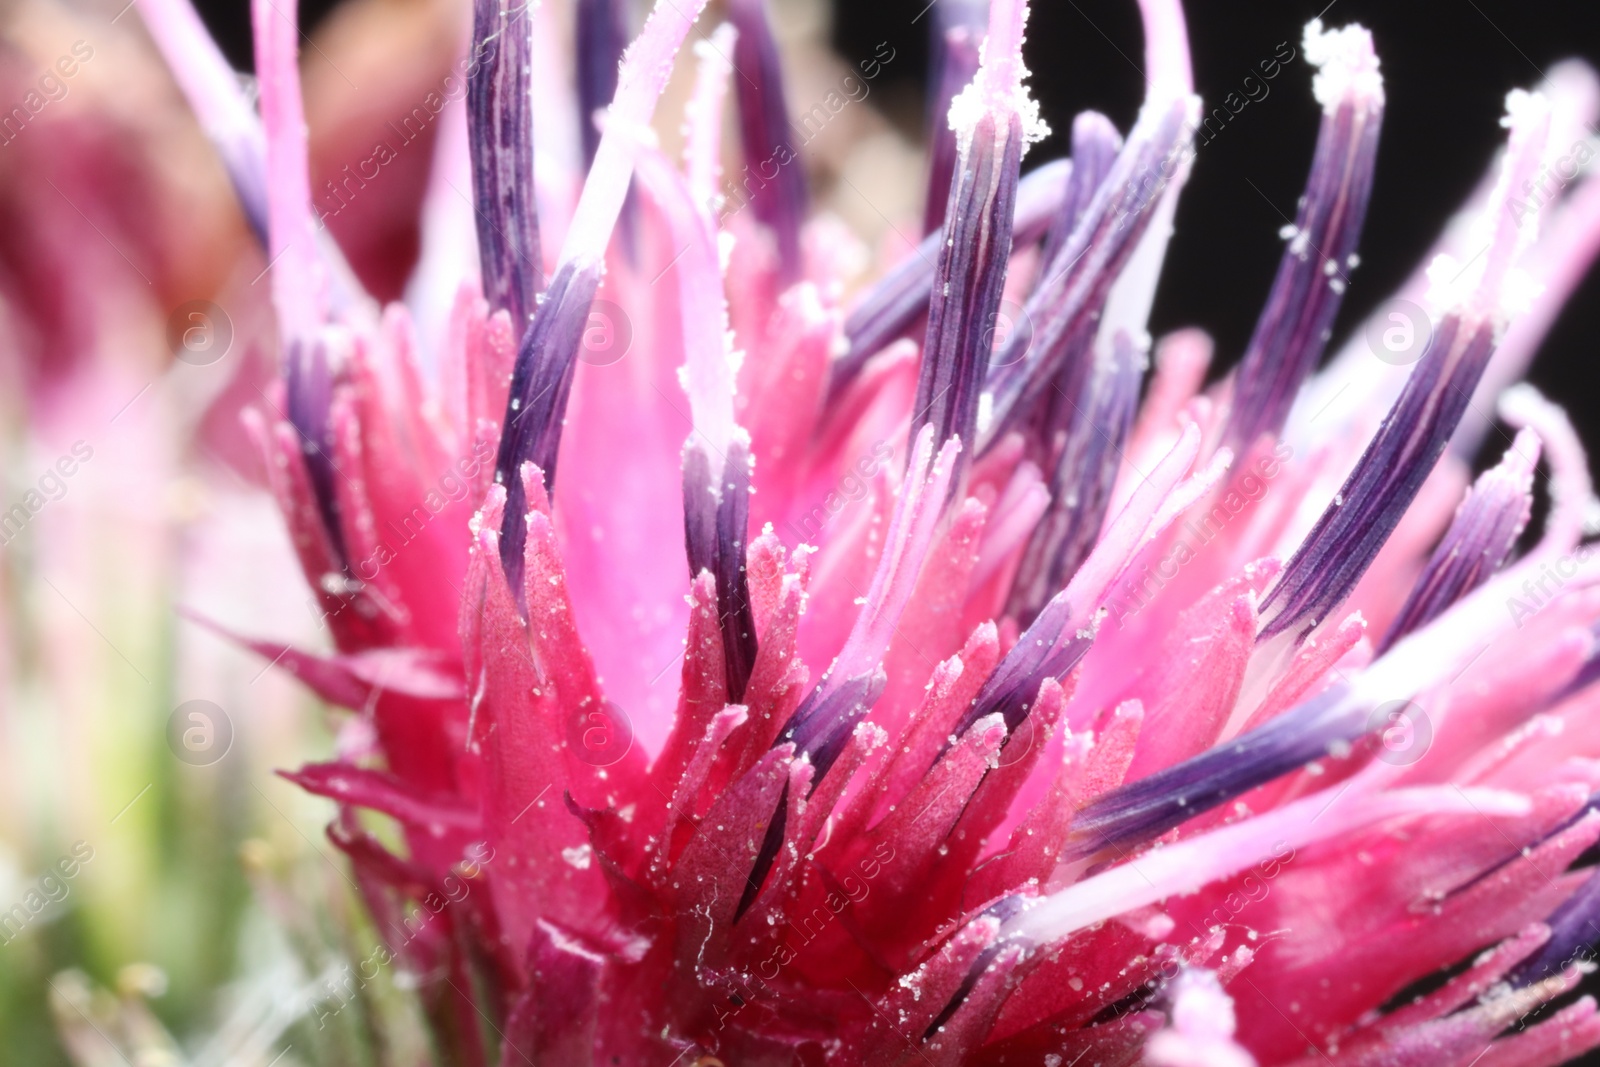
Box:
137;0;1600;1061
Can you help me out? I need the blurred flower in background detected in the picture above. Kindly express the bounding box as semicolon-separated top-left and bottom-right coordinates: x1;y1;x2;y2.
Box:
0;0;421;1061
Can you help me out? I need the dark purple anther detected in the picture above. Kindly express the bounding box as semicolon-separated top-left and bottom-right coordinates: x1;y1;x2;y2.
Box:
1558;624;1600;701
952;594;1095;739
979;99;1191;455
468;0;543;334
1223;78;1382;453
735;779;788;919
1510;865;1600;986
226;151;271;250
827;159;1069;406
922;895;1033;1040
493;262;602;594
576;0;627;169
737;668;886;919
779;669;888;785
1005;330;1142;626
923;0;987;236
911;108;1023;468
728;0;806;283
1065;682;1366;858
284;337;349;569
1376;432;1535;654
1037;111;1121;276
1259;312;1499;644
1450;787;1599;907
489;0;708;599
683;438;760;703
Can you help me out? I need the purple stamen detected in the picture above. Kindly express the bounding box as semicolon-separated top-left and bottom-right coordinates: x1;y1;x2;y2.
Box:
1005;329;1143;626
1037;111;1122;277
1259;311;1499;643
766;425;961;782
575;0;628;169
146;0;365;309
736;668;884;919
142;0;271;243
922;895;1033;1040
468;0;544;333
953;422;1219;747
742;425;960;917
1376;428;1537;653
492;0;712;592
683;438;759;703
911;106;1024;468
1223;27;1383;452
1509;865;1600;987
954;595;1095;738
284;337;349;569
779;669;887;784
979;99;1192;454
908;0;1048;467
828;160;1070;406
1065;682;1365;858
922;0;988;236
728;0;807;282
576;0;639;259
734;779;790;919
493;261;601;589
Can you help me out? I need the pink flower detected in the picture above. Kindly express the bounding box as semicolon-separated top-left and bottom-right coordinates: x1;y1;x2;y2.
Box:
141;0;1600;1062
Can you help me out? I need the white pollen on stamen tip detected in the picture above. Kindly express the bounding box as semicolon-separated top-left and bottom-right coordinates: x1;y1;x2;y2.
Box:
1303;19;1383;112
946;8;1050;154
1500;267;1545;316
1424;253;1468;310
1502;87;1549;133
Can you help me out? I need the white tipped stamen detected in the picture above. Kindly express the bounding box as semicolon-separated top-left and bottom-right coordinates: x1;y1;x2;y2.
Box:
1480;90;1554;309
1136;0;1194;100
685;24;737;214
1499;384;1599;553
1423;92;1555;315
560;0;711;268
946;0;1049;153
1303;19;1383;112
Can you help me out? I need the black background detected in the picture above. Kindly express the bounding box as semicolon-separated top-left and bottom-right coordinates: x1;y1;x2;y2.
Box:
191;0;1600;1054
